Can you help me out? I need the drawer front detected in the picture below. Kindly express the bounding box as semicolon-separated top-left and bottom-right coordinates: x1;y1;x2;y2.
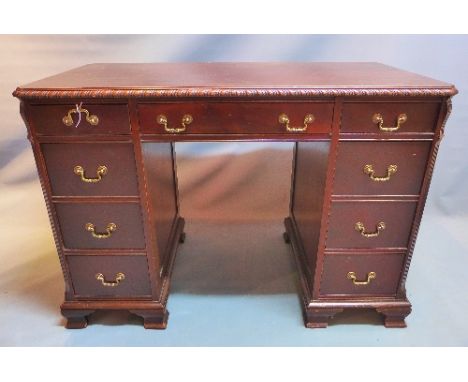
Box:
320;253;404;296
29;104;130;135
326;201;417;249
55;203;145;249
341;102;440;134
67;255;151;297
138;102;334;135
42;143;139;197
333;141;431;196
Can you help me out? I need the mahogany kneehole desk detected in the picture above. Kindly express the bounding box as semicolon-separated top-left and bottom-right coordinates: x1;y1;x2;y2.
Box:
13;63;457;329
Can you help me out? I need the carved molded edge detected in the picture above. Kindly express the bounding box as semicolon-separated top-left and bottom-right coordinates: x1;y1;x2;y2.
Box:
20;101;75;300
12;86;458;99
398;97;453;291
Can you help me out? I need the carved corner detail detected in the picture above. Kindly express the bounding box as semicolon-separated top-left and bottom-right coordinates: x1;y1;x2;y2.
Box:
13;87;458;99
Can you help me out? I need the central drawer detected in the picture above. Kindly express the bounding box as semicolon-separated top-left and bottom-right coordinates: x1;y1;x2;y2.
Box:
55;202;146;249
138;102;334;135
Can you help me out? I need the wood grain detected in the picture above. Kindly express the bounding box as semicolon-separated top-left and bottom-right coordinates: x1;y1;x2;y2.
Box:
13;63;457;98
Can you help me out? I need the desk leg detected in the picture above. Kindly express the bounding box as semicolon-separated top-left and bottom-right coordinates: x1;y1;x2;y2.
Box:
61;308;95;329
136;138;185;329
377;306;412;328
304;308;344;328
130;309;169;329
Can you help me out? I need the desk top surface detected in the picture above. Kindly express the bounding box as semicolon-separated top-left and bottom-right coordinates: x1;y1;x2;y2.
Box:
14;62;457;99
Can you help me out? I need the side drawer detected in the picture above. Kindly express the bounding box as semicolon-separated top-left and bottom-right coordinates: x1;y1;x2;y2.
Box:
341;102;440;134
138;102;334;135
319;252;404;296
326;201;417;249
67;255;151;298
28;103;130;135
42;143;139;197
333;141;431;196
55;202;146;249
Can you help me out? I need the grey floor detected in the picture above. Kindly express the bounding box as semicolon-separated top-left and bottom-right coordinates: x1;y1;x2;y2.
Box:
1;212;466;346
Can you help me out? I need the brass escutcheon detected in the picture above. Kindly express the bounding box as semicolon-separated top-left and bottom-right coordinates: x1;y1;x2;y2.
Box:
74;165;107;183
347;271;376;285
62;104;99;127
355;221;386;238
157;114;193;133
85;222;117;239
95;272;125;287
278;113;315;132
372;113;407;132
363;164;397;182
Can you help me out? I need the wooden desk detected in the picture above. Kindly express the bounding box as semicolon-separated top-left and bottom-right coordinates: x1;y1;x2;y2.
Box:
13;63;457;329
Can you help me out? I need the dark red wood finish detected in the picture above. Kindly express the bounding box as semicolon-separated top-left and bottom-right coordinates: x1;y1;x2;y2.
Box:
42;143;139;196
291;141;330;274
28;104;131;135
326;201;418;249
55;202;146;249
14;63;455;95
333;141;432;196
13;63;456;329
319;252;405;296
341;101;441;134
67;255;152;298
141;142;179;268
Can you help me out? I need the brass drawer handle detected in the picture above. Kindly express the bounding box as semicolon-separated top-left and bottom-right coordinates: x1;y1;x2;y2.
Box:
363;164;397;182
62;103;99;127
85;222;117;239
74;165;107;183
355;221;385;238
157;114;193;133
372;113;407;132
347;271;376;286
95;272;125;287
279;113;315;132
